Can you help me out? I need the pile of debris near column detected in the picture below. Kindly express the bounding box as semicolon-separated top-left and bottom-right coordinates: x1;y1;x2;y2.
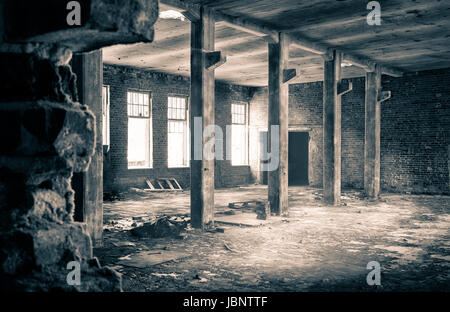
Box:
104;215;191;238
226;200;271;220
130;216;190;238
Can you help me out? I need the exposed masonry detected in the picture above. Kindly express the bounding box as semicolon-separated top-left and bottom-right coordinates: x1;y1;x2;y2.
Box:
0;0;160;291
103;64;256;191
249;67;450;195
103;65;449;195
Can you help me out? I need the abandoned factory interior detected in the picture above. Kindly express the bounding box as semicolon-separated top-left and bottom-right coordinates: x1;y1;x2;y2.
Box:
0;0;449;295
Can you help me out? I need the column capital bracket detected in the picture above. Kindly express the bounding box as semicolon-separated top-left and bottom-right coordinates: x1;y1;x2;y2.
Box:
338;80;353;96
378;90;391;102
204;51;227;70
283;68;297;83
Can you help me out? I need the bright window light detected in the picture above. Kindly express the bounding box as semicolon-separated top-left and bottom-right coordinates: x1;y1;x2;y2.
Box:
159;10;185;21
127;91;152;169
231;103;249;166
168;96;189;168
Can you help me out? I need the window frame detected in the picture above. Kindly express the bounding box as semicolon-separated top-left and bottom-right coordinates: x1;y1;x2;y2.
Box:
102;85;110;148
167;94;190;168
127;89;153;169
231;102;249;166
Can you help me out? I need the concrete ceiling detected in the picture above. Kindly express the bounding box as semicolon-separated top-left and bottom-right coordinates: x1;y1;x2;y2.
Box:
103;0;450;86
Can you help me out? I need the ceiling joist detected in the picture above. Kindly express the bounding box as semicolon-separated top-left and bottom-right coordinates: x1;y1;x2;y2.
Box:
160;0;403;77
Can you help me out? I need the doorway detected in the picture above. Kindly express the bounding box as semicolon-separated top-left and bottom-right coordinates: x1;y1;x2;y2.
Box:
288;131;309;185
260;130;309;186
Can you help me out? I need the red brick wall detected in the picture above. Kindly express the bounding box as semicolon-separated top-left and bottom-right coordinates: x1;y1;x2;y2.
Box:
249;68;450;194
103;64;253;191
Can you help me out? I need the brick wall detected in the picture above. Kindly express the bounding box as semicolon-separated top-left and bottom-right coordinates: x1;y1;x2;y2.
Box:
248;67;450;194
103;64;253;191
381;69;450;194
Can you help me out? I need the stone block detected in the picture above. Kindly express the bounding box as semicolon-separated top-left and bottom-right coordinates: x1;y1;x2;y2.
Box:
2;0;159;52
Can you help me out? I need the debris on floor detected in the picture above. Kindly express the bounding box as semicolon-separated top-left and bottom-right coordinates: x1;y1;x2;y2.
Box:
228;200;270;220
228;200;265;209
255;201;270;220
131;216;189;238
215;212;282;227
111;241;136;247
118;250;188;268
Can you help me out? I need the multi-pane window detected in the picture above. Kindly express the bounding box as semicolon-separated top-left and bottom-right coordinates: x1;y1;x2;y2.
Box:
231;103;249;165
102;85;110;147
127;90;152;169
168;96;189;167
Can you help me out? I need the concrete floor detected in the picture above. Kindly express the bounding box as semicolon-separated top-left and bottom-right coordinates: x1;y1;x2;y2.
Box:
96;186;450;291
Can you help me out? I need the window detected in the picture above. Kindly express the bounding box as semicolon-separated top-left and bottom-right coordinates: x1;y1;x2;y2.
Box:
127;90;152;169
168;96;189;167
102;85;110;147
231;103;249;166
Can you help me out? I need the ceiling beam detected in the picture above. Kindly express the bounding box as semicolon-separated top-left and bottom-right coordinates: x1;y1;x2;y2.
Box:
160;0;403;77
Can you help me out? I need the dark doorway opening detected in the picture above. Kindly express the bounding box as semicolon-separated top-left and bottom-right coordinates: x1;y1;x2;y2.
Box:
288;131;309;185
260;131;268;185
260;131;309;186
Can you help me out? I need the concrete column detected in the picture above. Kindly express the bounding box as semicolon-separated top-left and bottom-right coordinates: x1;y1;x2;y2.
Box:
268;33;290;216
71;50;104;246
190;8;225;229
323;50;352;205
364;68;391;198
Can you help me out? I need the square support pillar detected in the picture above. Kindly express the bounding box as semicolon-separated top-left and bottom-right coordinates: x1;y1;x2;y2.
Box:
364;68;390;198
190;7;217;229
268;33;289;216
323;50;343;205
71;50;104;246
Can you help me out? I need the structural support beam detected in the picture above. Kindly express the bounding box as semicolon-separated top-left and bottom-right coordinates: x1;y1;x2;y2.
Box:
71;50;104;246
268;33;289;216
364;68;391;198
190;7;224;229
204;51;226;70
283;68;297;83
162;0;403;77
323;50;348;205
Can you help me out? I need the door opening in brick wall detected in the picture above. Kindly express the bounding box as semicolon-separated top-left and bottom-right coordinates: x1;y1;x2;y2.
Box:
288;131;309;186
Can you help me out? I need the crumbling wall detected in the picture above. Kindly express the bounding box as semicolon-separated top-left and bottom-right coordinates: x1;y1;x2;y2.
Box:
0;0;158;291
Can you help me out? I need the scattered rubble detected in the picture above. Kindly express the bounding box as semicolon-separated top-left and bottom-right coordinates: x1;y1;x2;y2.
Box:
131;216;189;238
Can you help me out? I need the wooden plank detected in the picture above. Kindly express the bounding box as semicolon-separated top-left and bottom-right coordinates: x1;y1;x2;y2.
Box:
267;33;289;216
364;70;380;199
323;50;343;205
171;178;183;190
364;67;390;198
190;7;217;229
164;178;175;190
145;179;155;190
213;7;403;77
71;50;104;246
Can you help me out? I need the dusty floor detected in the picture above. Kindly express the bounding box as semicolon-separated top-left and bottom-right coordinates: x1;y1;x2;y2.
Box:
95;186;450;291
